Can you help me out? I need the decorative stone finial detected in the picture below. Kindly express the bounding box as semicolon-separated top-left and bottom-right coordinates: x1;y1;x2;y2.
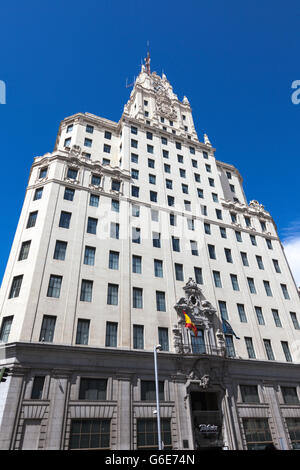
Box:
204;133;212;146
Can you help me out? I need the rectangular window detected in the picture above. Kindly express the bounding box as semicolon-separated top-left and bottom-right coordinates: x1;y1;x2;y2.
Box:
132;255;142;274
192;160;198;169
188;219;195;231
109;251;119;270
225;335;235;357
109;222;119;240
263;339;275;360
18;240;31;261
141;381;164;402
266;238;273;250
216;209;222;220
263;280;272;297
103;144;111;153
64;187;75;201
64;137;71;147
213;271;222;288
67;124;73;133
231;274;240;291
158;328;169;352
165;179;172;189
250;234;257;246
27;211;38;228
69;418;110;449
84;246;96;266
111;180;120;192
244;216;251;227
197;188;204;198
76;319;90;344
131;185;139;197
131;126;138;135
194;267;203;285
147;144;154;154
179;168;186;178
235;231;242;242
59;211;71;229
242;418;272;450
131;139;138;148
89;194;99;207
184;200;191;211
156;291;166;311
194;173;200;182
132;204;140;217
241;252;249;266
282;341;292;362
245;337;256;358
54;240;67;261
224;248;233;263
208;178;215;187
212;193;218;202
208;244;216;259
255;306;265;325
203;151;208;159
290;312;300;330
154;260;163;278
132;227;141;244
131;169;139;180
111;199;119;212
190;240;198;256
107;284;119;305
260;220;266;231
86;124;94;134
240;385;259;402
237;304;247;322
162;149;169;158
201;205;207;216
150;191;157;202
79;378;107;401
91;174;101;186
285;418;300;450
0;316;13;343
164;164;170;173
31;376;45;400
169;213;176;226
149;174;156;185
172;236;180;252
84;138;92;148
182;184;188;194
80;280;93;302
131;153;138;163
87;217;97;234
152;231;160;248
272;309;282;327
281;284;290;300
220;227;227;238
281;387;299;404
148;158;155;169
218;301;229;320
272;259;281;273
137;419;171;450
204;223;210;234
34;187;43;200
175;263;183;281
256;255;264;270
105;322;118;347
47;275;62;298
167;195;174;207
8;275;23;299
247;277;256;294
39;315;56;342
133;325;144;349
133;287;143;308
104;130;112;139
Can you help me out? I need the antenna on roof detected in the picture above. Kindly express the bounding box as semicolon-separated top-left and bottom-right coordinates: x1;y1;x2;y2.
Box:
144;40;151;75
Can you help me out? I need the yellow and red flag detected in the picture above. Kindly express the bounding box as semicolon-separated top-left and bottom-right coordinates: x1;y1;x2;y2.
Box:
183;311;198;337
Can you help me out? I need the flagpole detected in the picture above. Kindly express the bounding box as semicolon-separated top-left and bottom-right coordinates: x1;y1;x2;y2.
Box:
154;344;162;450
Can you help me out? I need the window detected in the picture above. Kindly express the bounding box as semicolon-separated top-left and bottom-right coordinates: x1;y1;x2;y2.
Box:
152;232;161;248
205;164;211;173
212;193;218;202
133;288;143;309
76;319;90;344
84;246;96;266
175;263;183;281
175;141;181;149
156;291;166;311
240;385;259;403
79;378;107;401
91;174;101;186
194;267;203;285
67;124;73;133
208;178;214;187
148;158;155;169
132;205;140;217
255;306;265;325
260;220;266;232
31;376;45;400
250;234;257;246
150;191;157;202
224;248;233;263
158;328;169;351
161;136;167;145
105;322;118;347
272;259;281;273
131;139;138;148
54;240;67;261
162;149;169;158
182;184;188;194
147;144;154;154
132;227;141;244
132;255;142;274
177;154;183;163
148;174;156;185
169;213;176;226
80;280;93;302
82;152;91;159
18;240;31;261
27;211;38;228
240;252;249;266
225;335;235;357
103;144;111;153
131;153;138;163
213;271;222;288
111;180;120;191
89;194;99;207
179;168;186;178
167;195;174;207
87;217;97;234
39;315;56;342
266;238;273;250
281;387;299;404
104;130;112;139
216;209;222;220
218;301;229;320
281;284;290;300
107;284;119;305
184;200;191;211
235;231;242;242
272;309;282;327
172;236;180;252
229;184;235;193
204;223;210;234
69;419;110;450
220;227;227;238
201;205;207;216
154;260;163;278
86;124;94;134
263;339;275;360
230;274;239;291
290;312;300;330
188;219;195;231
0;316;13;343
131;169;139;180
192;160;198;168
59;211;71;229
282;341;292;362
237;304;247;322
131;125;138;135
141;381;164;401
208;244;216;259
245;337;256;358
64;187;75;201
137;419;171;450
34;188;43;200
109;251;119;270
256;255;264;270
242;418;273;450
247;277;256;294
197;188;204;198
133;325;144;349
131;185;139;197
47;275;62;298
285;418;300;450
84;138;92;148
64;137;71;147
263;280;272;297
164;164;171;173
190;240;198;256
244;216;251;227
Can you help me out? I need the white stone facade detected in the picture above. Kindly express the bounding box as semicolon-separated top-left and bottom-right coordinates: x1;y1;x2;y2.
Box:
0;65;300;450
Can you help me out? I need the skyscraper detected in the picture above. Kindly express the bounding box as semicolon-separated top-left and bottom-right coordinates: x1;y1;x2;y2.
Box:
1;59;300;450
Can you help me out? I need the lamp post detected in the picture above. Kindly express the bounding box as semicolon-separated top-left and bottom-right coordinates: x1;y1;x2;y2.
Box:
154;344;162;450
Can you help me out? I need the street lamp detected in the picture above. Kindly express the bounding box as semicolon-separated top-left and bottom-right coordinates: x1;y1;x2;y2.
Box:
154;344;162;450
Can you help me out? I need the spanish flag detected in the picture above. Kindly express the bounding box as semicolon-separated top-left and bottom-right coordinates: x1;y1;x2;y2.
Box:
183;311;198;337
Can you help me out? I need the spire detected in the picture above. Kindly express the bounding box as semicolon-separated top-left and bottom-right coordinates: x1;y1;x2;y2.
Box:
204;133;212;147
144;41;151;75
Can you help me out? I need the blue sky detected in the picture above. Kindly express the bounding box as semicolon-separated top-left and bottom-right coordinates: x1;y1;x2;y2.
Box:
0;0;300;283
